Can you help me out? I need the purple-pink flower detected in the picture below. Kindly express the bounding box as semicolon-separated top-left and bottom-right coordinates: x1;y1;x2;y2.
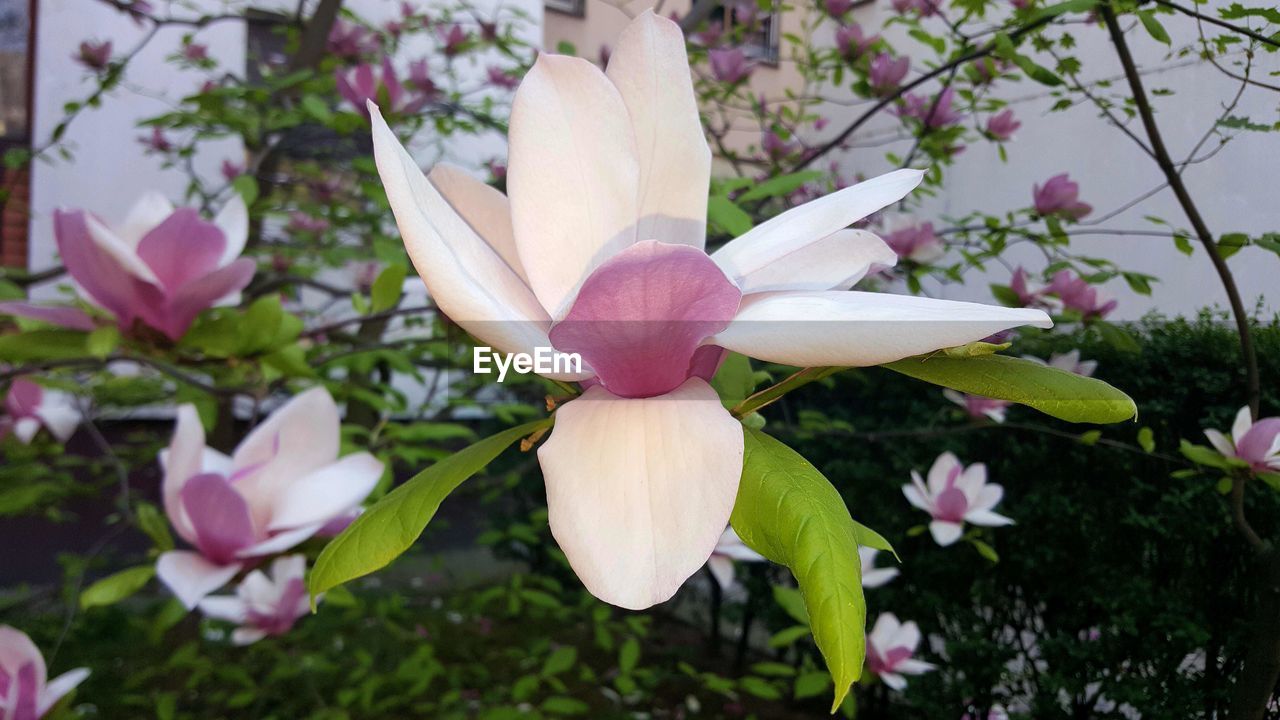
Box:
866;614;935;690
883;221;945;263
898;87;962;128
328;21;375;60
139;126;172;153
440;24;470;57
157;388;384;608
824;0;857;17
1205;406;1280;474
408;59;439;99
1025;349;1097;376
75;40;112;70
892;0;939;15
0;626;90;719
181;42;209;63
198;555;313;645
709;47;754;84
1033;173;1092;219
336;57;404;117
868;53;909;95
986;109;1021;141
221;159;243;181
904;451;1013;545
487;65;519;90
945;389;1011;423
836;24;878;59
1045;269;1116;319
2;379;80;445
287;212;329;234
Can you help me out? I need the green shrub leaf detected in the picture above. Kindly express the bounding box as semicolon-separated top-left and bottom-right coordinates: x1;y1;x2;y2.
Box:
731;428;865;712
80;565;156;610
883;353;1136;423
310;419;550;602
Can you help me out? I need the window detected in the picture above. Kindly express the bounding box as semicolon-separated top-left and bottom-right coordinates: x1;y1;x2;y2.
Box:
0;0;32;268
545;0;586;18
709;0;780;65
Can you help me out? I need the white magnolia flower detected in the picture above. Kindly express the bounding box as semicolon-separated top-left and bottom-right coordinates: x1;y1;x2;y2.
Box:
1205;406;1280;473
0;625;90;719
369;11;1050;609
198;555;312;645
2;379;80;444
1023;349;1096;377
866;613;935;690
904;452;1013;546
706;527;766;590
859;547;899;588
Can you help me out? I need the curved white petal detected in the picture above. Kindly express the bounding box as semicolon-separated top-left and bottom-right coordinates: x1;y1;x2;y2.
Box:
85;215;160;284
927;452;961;496
267;453;383;531
955;462;987;502
1231;405;1253;444
929;520;964;546
35;402;80;443
13;417;41;444
428;163;528;282
197;596;248;623
39;667;90;716
507;54;640;318
118;192;174;248
972;482;1003;512
370;106;587;378
888;619;922;651
707;555;736;591
868;612;900;647
1204;428;1235;456
711;170;924;287
902;483;931;513
712;291;1053;368
896;658;937;675
236;522;324;558
231;628;268;646
965;508;1014;526
156;550;241;609
733;230;898;295
163;405;207;545
213;193;249;267
538;378;744;610
861;567;899;589
879;671;908;691
606;10;710;250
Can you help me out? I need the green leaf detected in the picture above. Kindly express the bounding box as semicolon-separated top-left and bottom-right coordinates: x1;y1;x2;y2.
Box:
86;326;120;359
540;697;589;715
80;565;156;610
618;637;641;674
310;419;551;601
1094;321;1142;353
735;170;823;203
1138;10;1171;44
541;646;577;676
135;501;174;552
1137;426;1155;452
239;295;284;355
852;520;897;560
883;354;1136;423
731;428;865;712
1180;439;1234;469
711;352;756;409
794;671;833;699
706;196;753;237
370;264;408;313
231;175;259;206
0;329;91;362
769;625;812;648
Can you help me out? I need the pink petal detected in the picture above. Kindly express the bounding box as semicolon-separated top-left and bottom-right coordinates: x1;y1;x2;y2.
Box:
136;209;226;292
0;302;96;331
181;473;258;564
549;241;741;398
55;210;153;329
1237;418;1280;467
162;405;206;545
537;378;744;609
156;550;242;609
231;387;340;524
152;257;255;339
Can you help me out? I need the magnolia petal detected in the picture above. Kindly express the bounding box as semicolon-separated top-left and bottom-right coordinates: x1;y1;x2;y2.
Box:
156;550;241;609
897;658;936;675
955;462;987;502
966;508;1014;526
370;106;586;377
1231;405;1252;443
902;482;931;513
972;483;1003;512
0;302;96;331
0;626;45;686
13;417;40;444
880;671;908;691
55;211;152;325
231;628;269;646
197;596;247;623
163;404;206;545
39;667;90;716
1204;428;1234;457
214;194;249;267
862;567;899;589
267;453;384;531
707;555;736;591
236;523;324;558
427;163;528;282
711;169;924;286
538;378;744;610
507;53;640;318
927;452;961;497
868;612;900;646
35;401;80;443
181;473;257;564
156;258;255;340
732;229;898;295
928;520;964;546
83;213;160;285
713;291;1052;367
118;192;174;247
606;10;710;250
135;209;227;293
232;387;340;524
888;619;921;651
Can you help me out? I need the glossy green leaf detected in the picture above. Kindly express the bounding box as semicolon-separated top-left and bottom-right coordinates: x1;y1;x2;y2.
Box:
370;264;408;313
707;196;753;237
731;428;865;712
310;419;550;602
883;353;1136;423
86;325;120;359
0;329;90;362
1138;10;1171;44
80;565;156;610
735;170;823;203
711;352;757;409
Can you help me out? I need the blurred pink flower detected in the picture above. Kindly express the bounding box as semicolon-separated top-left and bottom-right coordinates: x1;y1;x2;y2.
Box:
1033;173;1092;219
733;1;759;25
898;87;961;128
440;24;470;57
986;109;1021;141
220;159;243;181
157;388;384;608
2;379;80;445
1009;266;1041;306
905;451;1013;545
945;389;1011;423
336;58;404;117
693;21;723;47
836;24;878;58
182;42;209;62
866;613;935;690
0;626;90;719
709;47;754;84
139;126;173;153
287;212;329;234
487;65;519;90
1046;269;1115;319
883;221;944;263
824;0;856;16
762;130;796;161
706;527;765;590
869;53;909;95
351;260;382;292
480;21;499;42
892;0;939;15
383;19;405;37
1205;406;1280;474
328;21;375;59
408;59;439;98
75;40;112;70
198;555;313;645
487;160;507;182
1025;349;1097;376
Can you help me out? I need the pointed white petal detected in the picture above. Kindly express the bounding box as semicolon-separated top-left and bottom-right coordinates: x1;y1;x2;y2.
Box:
965;508;1014;527
13;417;41;444
118;192;174;248
927;452;961;496
1232;405;1253;444
236;523;323;558
712;170;924;286
606;10;709;250
732;230;898;295
213;193;248;267
197;596;248;623
929;520;965;546
156;550;241;609
707;555;736;591
861;567;899;589
38;667;90;716
267;453;383;531
896;658;936;675
538;378;744;610
972;482;1003;512
507;54;640;317
902;483;931;513
85;215;160;284
880;672;907;691
231;628;268;645
427;163;528;282
713;291;1052;368
163;405;207;545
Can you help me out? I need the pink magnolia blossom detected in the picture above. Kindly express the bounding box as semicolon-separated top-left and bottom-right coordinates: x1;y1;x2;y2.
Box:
824;0;856;17
706;527;765;590
139;126;172;153
198;555;312;645
75;40;112;70
368;10;1049;609
1033;173;1092;219
866;613;935;690
762;130;796;161
709;47;754;84
986;109;1021;141
733;1;759;25
287;212;329;234
408;59;439;99
181;42;209;63
836;24;878;59
1205;406;1280;474
220;159;243;181
892;0;939;15
2;380;80;445
944;389;1011;423
904;452;1013;545
487;65;519;90
156;388;384;608
883;220;945;263
480;21;499;42
0;626;90;719
1045;270;1116;319
2;193;253;341
336;58;404;117
1024;349;1096;376
860;547;898;588
383;19;405;38
693;21;723;47
898;87;962;128
328;21;375;60
1009;266;1041;306
440;24;470;57
869;53;910;95
487;160;507;182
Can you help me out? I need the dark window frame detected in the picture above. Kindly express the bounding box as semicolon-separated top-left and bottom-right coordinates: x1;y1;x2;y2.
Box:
0;0;35;269
545;0;586;18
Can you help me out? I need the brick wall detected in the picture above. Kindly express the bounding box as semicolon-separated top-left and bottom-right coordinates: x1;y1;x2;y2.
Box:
1;163;29;269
